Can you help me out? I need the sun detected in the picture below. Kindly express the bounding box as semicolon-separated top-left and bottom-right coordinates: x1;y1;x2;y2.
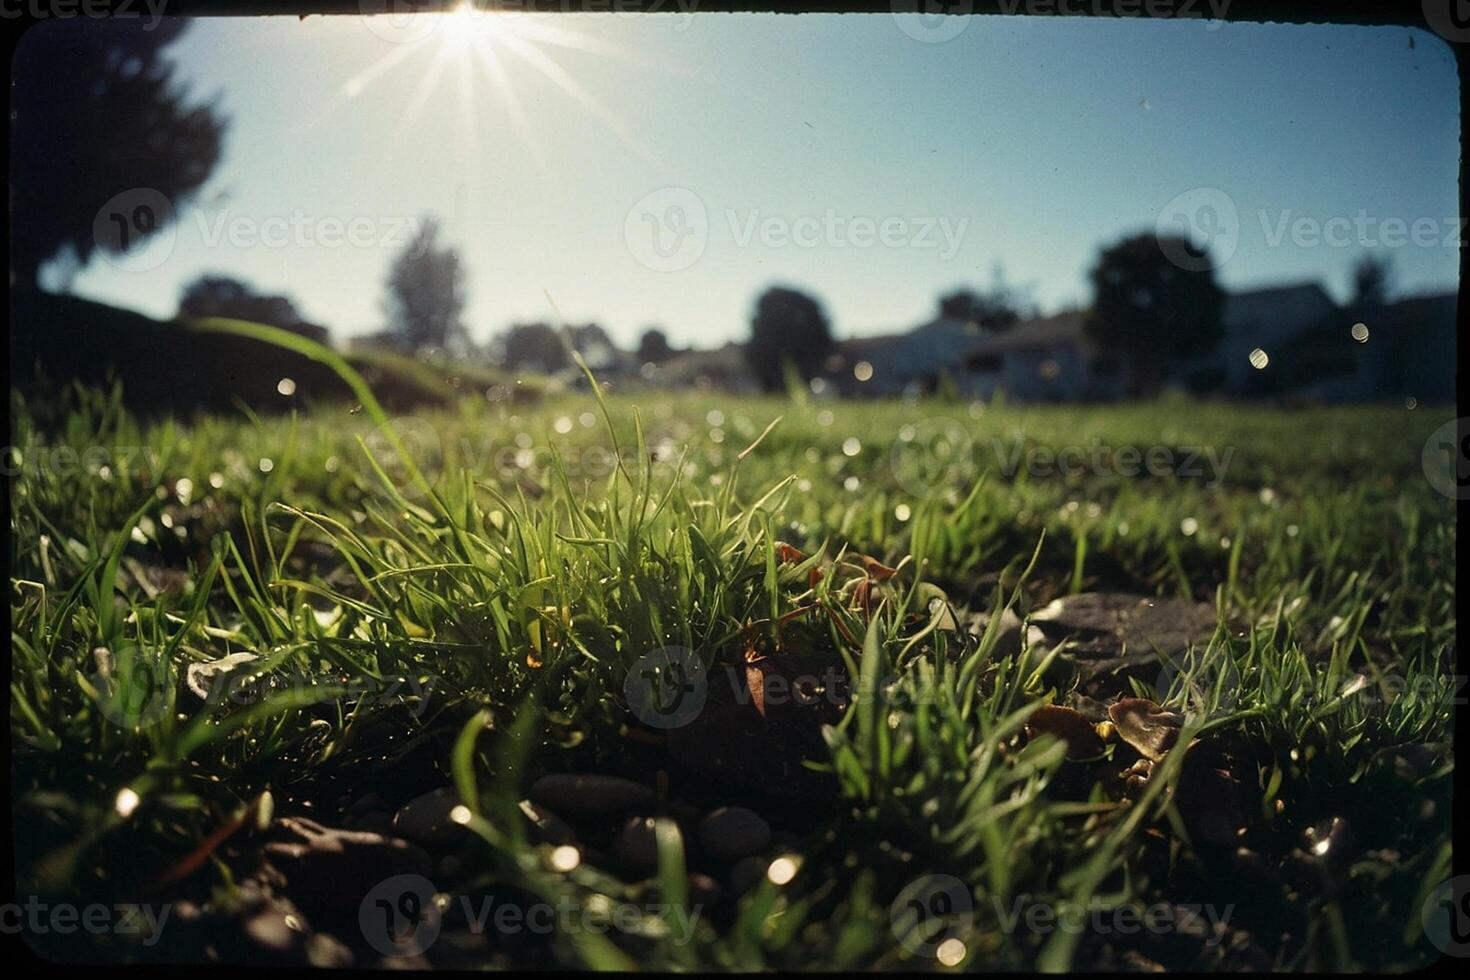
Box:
436;1;504;52
329;1;677;180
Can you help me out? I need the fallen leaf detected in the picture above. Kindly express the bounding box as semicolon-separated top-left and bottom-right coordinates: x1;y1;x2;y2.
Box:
1107;697;1183;761
744;643;767;717
1027;704;1106;760
775;542;808;564
857;555;899;580
185;651;260;701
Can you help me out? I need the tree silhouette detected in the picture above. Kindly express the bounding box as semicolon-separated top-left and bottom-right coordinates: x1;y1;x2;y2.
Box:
564;322;619;369
1085;233;1224;396
1350;254;1394;313
178;274;328;343
637;327;676;365
937;264;1034;331
383;216;468;353
10;18;225;288
745;286;833;392
499;323;569;373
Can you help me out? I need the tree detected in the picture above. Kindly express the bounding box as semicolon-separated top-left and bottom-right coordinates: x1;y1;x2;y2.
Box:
499;323;569;373
177;274;328;343
1085;233;1224;396
1350;254;1394;313
637;327;676;365
746;286;833;392
10;18;226;288
937;264;1034;331
564;322;619;370
383;217;468;353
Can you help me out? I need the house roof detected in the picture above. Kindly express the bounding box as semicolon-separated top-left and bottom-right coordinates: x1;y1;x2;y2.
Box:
965;311;1089;356
658;342;753;382
1222;281;1337;325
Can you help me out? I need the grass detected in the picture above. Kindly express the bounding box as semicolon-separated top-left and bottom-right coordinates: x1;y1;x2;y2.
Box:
7;341;1455;970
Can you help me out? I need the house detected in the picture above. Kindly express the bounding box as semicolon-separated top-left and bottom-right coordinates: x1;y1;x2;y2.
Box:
961;310;1128;402
1288;292;1457;403
825;315;988;397
1175;282;1340;395
656;342;761;393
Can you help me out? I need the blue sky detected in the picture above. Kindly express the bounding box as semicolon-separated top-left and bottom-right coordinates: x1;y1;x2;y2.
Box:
67;9;1459;349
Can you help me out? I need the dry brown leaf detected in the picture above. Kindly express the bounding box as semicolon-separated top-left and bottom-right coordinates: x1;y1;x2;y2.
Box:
1027;704;1107;760
1107;697;1183;761
857;555;899;580
775;542;809;564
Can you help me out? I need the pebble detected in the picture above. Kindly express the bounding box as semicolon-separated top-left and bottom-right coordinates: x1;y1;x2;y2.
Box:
612;817;661;879
698;806;772;862
242;908;300;956
728;855;768;898
345;811;395;836
393;787;467;849
529;774;655;817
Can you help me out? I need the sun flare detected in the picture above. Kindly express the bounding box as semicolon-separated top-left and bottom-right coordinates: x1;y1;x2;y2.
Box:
335;2;668;177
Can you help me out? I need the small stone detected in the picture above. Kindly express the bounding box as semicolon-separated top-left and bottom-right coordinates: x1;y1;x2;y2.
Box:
1030;593;1217;658
981;607;1026;658
529;774;655;818
612;816;661;879
728;855;767;898
305;931;354;968
393;787;466;849
242;908;300;956
348;793;387;816
698;806;772;862
346;811;395;836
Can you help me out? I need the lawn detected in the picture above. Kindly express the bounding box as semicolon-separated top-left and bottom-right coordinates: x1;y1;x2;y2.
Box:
7;349;1455;970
